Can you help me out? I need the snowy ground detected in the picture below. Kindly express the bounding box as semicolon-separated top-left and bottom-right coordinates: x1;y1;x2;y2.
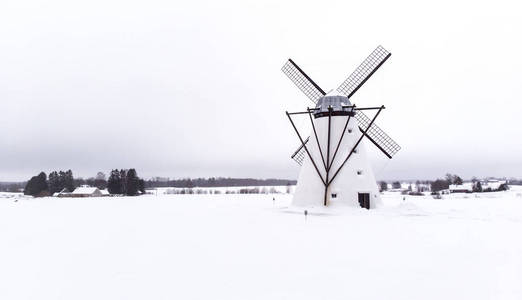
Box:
1;189;521;300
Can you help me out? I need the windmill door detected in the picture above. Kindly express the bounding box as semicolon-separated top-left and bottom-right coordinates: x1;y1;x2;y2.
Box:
358;193;370;209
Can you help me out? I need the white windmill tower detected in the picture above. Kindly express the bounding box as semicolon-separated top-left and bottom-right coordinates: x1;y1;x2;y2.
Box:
281;46;400;209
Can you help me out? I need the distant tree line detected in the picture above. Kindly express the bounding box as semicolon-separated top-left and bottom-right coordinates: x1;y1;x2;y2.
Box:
378;175;511;194
22;169;145;197
19;173;292;196
165;186;284;195
145;177;296;188
0;182;25;193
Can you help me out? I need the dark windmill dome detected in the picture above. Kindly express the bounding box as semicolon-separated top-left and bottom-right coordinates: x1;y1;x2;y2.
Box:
314;95;355;118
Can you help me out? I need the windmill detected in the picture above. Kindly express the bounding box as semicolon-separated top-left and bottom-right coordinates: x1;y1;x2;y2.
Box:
282;45;400;209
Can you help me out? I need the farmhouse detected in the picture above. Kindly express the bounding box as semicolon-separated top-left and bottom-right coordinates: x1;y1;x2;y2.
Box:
71;185;102;197
481;179;507;191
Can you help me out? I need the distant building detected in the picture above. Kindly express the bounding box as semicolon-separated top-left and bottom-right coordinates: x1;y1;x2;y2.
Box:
53;188;71;197
481;179;506;191
449;183;473;193
400;182;412;191
71;185;102;197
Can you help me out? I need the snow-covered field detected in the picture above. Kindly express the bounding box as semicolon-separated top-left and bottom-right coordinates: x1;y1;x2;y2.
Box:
1;189;521;300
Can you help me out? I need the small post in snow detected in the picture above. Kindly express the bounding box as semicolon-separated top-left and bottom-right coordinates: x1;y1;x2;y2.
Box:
304;209;308;221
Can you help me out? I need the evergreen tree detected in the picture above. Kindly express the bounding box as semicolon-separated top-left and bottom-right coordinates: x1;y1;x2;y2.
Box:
36;172;48;195
379;181;388;192
107;169;122;194
64;170;74;191
24;172;49;196
138;179;145;194
24;176;38;196
120;169;127;195
58;171;66;191
48;171;60;194
126;168;139;196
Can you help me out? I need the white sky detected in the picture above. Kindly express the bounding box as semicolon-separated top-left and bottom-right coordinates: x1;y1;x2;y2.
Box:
1;0;522;181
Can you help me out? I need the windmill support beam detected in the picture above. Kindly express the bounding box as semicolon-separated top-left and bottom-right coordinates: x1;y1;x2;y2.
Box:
329;105;355;172
342;106;385;111
324;107;333;206
356;106;386;111
308;108;327;171
327;105;384;186
286;112;326;186
287;111;314;115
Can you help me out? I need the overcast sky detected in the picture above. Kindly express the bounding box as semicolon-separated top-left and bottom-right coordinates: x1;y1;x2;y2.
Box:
1;0;522;181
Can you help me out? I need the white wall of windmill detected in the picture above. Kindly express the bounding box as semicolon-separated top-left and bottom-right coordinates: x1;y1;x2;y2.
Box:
292;114;381;208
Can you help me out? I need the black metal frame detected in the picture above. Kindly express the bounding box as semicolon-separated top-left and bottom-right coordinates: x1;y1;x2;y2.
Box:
281;59;326;104
286;105;385;206
354;110;401;158
336;46;391;98
288;59;326;95
291;137;309;165
308;108;327;170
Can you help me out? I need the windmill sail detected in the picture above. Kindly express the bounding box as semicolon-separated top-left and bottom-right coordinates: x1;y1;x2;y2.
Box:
355;111;400;158
290;136;309;165
336;46;391;98
282;59;325;104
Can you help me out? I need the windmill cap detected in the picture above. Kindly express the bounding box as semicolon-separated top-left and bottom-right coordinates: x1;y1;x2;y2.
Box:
314;95;354;118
